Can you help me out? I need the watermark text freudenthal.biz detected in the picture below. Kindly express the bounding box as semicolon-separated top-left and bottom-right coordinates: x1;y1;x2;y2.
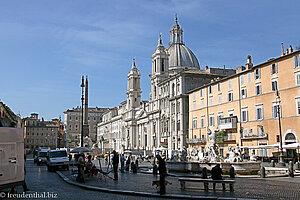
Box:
0;192;58;199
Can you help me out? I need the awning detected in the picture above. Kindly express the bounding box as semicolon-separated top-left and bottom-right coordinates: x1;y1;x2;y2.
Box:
283;143;300;149
241;143;300;149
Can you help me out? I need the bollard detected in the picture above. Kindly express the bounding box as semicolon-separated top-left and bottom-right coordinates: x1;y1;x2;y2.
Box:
288;161;294;177
260;166;266;178
270;160;275;167
153;164;158;175
202;167;207;179
230;166;235;179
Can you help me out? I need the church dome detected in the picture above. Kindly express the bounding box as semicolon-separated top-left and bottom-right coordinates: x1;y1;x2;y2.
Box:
167;43;200;70
167;16;200;70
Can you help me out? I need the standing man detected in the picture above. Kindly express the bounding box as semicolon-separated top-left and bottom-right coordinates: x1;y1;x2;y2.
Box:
156;155;167;195
120;154;125;173
112;150;119;180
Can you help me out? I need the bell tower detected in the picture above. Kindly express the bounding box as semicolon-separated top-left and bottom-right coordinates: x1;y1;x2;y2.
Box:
127;58;142;109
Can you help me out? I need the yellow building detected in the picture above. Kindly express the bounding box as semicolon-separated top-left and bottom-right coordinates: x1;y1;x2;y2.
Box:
188;47;300;161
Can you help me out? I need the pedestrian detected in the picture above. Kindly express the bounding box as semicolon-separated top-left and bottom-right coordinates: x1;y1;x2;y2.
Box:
112;150;119;180
125;155;131;172
120;154;125;173
76;153;85;183
211;164;223;180
156;154;167;195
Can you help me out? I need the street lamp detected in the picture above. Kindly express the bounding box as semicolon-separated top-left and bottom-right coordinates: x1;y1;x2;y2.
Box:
276;89;285;166
81;76;85;147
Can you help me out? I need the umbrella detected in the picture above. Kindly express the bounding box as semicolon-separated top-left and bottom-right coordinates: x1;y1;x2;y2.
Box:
70;147;91;153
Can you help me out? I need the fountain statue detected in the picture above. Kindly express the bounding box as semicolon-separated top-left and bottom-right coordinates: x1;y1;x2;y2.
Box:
224;146;243;162
205;129;220;162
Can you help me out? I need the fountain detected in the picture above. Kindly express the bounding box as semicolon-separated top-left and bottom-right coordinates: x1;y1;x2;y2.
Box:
167;129;261;175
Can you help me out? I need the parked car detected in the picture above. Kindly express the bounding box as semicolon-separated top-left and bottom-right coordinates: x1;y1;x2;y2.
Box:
46;149;69;171
36;150;48;165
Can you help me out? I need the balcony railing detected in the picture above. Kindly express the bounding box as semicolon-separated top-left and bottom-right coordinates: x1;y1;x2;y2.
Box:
219;116;237;130
186;138;206;144
241;132;268;140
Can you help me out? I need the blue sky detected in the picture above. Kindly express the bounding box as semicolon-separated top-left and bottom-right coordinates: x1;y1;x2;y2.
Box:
1;0;299;120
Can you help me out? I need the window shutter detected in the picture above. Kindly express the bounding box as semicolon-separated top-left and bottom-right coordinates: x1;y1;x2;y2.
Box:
271;64;273;74
256;109;258;120
272;106;275;118
275;63;278;73
294;56;297;68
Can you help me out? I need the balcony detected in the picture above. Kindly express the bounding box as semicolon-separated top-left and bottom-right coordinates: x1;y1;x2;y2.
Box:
241;132;268;140
186;138;206;145
217;133;236;144
219;116;237;130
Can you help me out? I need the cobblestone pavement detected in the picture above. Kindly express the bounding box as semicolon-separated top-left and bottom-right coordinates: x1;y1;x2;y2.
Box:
62;164;300;200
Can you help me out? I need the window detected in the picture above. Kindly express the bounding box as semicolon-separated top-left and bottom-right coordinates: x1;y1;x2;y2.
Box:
209;97;213;106
296;99;300;116
201;99;204;108
193;101;196;110
241;88;247;99
192;117;197;129
295;72;300;86
228;79;232;89
272;104;281;118
69;116;72;121
209;115;214;126
209;86;212;94
271;63;278;74
218;94;222;104
241;108;248;122
76;116;78;121
272;80;278;91
248;72;251;82
240;75;244;85
161;58;165;72
200;89;203;97
256;105;264;120
256;84;262;95
228;92;233;102
218;83;221;91
255;68;261;79
217;113;223;125
294;54;300;68
193;92;195;100
201;117;205;128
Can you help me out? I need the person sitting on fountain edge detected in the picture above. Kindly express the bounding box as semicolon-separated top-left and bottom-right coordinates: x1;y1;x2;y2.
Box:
211;164;223;180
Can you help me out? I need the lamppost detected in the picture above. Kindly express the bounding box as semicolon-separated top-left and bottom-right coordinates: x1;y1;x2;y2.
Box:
80;76;85;147
276;89;285;166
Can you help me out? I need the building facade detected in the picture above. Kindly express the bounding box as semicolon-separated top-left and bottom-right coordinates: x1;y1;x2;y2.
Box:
23;113;59;150
97;17;235;156
188;47;300;160
0;101;21;128
64;107;108;148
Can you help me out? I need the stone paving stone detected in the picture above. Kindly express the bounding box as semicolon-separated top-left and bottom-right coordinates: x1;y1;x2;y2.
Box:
62;166;300;200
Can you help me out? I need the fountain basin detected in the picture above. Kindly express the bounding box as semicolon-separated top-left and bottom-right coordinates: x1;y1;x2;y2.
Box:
166;161;261;175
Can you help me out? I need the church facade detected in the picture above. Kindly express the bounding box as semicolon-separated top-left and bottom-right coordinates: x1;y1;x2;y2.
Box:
97;17;235;157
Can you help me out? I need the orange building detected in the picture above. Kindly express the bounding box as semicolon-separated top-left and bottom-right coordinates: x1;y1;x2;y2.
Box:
188;46;300;161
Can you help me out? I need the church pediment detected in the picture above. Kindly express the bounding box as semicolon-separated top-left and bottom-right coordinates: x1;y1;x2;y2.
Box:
137;109;148;118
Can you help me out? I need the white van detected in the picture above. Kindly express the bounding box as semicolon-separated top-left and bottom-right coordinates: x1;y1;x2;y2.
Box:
0;128;24;190
46;149;69;171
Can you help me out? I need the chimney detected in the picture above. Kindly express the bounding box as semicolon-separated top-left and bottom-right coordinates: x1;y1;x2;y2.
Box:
281;43;285;56
246;55;253;70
